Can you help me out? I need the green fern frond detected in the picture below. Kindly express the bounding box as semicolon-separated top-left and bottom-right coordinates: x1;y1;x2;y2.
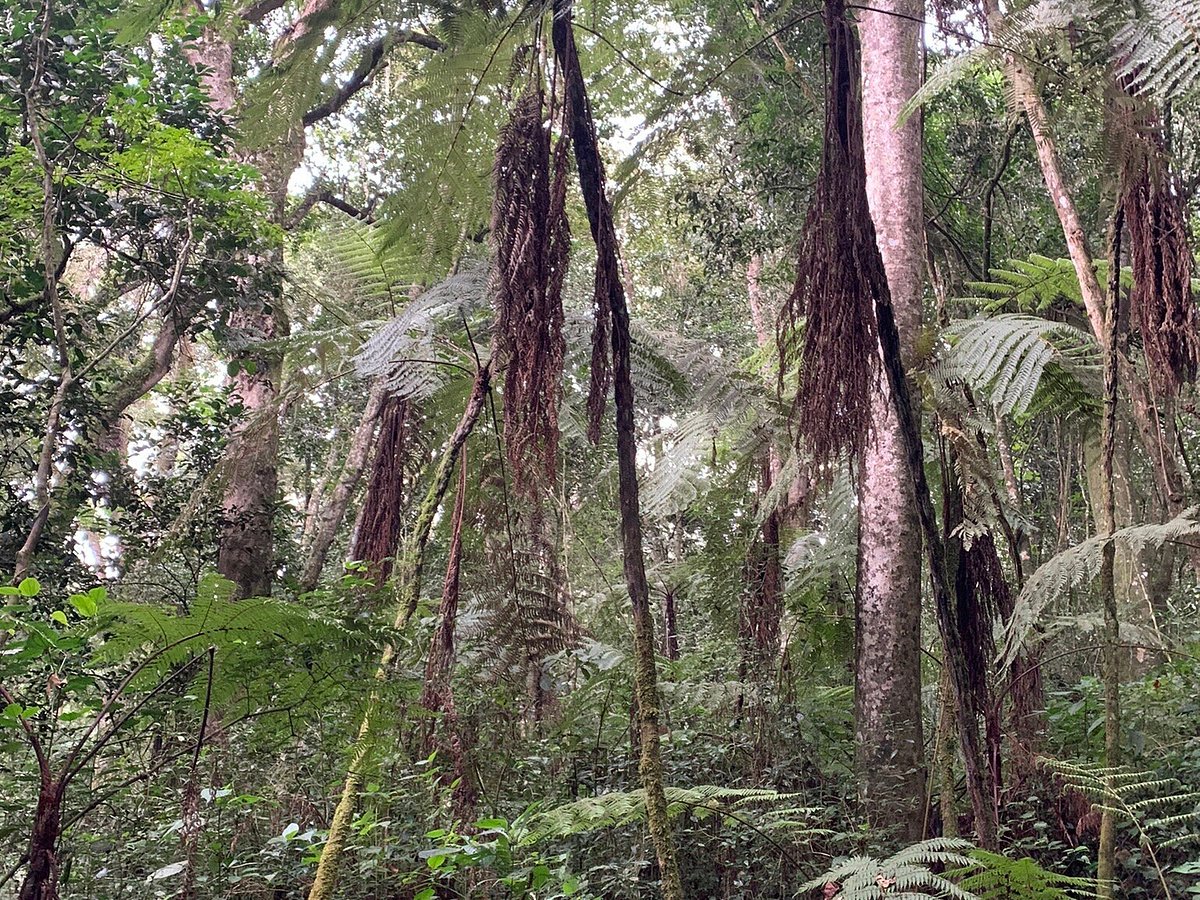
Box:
951;850;1095;899
354;261;489;400
1112;0;1200;103
899;47;995;125
1041;758;1200;860
524;785;812;843
91;573;378;713
1001;507;1200;663
935;314;1098;417
800;838;978;899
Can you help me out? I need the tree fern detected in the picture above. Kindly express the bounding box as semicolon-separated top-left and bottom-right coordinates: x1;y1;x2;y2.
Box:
1000;508;1200;663
524;785;813;843
1043;758;1200;851
934;314;1098;417
901;0;1200;116
799;838;977;899
951;850;1095;899
354;260;489;401
1110;0;1200;103
91;573;379;714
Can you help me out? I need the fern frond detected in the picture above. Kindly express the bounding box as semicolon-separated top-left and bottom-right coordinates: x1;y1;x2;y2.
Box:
800;838;978;899
524;785;812;843
935;314;1098;417
951;850;1095;899
1041;757;1200;857
1112;0;1200;103
354;261;489;400
91;573;378;713
1001;507;1200;663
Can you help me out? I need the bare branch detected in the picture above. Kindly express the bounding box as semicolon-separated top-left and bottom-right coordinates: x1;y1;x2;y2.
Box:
286;187;377;229
238;0;287;23
303;28;444;127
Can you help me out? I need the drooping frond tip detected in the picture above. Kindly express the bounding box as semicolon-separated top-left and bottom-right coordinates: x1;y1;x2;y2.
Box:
778;0;887;467
490;80;571;495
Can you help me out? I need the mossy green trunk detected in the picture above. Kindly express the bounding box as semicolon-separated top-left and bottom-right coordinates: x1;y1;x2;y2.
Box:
1096;205;1124;900
552;3;684;894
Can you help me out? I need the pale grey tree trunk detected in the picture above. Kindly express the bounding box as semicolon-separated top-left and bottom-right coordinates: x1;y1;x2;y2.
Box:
299;381;388;592
856;0;927;840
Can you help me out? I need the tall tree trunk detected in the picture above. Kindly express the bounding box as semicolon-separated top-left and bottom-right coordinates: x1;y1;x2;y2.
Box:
855;0;927;841
306;363;491;900
187;17;313;600
19;783;62;900
1096;206;1124;900
418;450;475;820
217;299;288;598
936;666;958;838
552;4;684;895
351;394;412;588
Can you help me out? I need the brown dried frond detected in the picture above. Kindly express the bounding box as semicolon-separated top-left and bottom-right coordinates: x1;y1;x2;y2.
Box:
1119;120;1199;395
351;393;410;585
490;81;571;496
778;0;887;467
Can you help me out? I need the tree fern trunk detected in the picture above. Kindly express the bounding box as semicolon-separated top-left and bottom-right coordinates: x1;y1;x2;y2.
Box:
552;4;684;895
1096;205;1124;900
300;381;388;592
351;394;413;589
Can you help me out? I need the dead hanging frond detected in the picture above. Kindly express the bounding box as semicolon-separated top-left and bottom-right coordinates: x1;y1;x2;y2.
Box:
464;499;578;704
1118;110;1199;395
490;80;571;494
350;393;412;587
777;0;887;466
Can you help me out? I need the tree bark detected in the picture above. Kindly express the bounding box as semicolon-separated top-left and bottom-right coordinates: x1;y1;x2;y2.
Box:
351;394;412;587
855;0;927;841
187;12;308;600
299;381;388;592
552;4;684;894
216;301;288;599
18;783;62;900
1096;205;1124;900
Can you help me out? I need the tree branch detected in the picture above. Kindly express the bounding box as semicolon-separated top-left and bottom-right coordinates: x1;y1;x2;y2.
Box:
238;0;287;22
302;28;444;127
286;187;377;229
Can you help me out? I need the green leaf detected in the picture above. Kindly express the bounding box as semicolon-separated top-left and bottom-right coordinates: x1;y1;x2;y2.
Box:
50;610;68;626
18;578;40;597
69;593;98;617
